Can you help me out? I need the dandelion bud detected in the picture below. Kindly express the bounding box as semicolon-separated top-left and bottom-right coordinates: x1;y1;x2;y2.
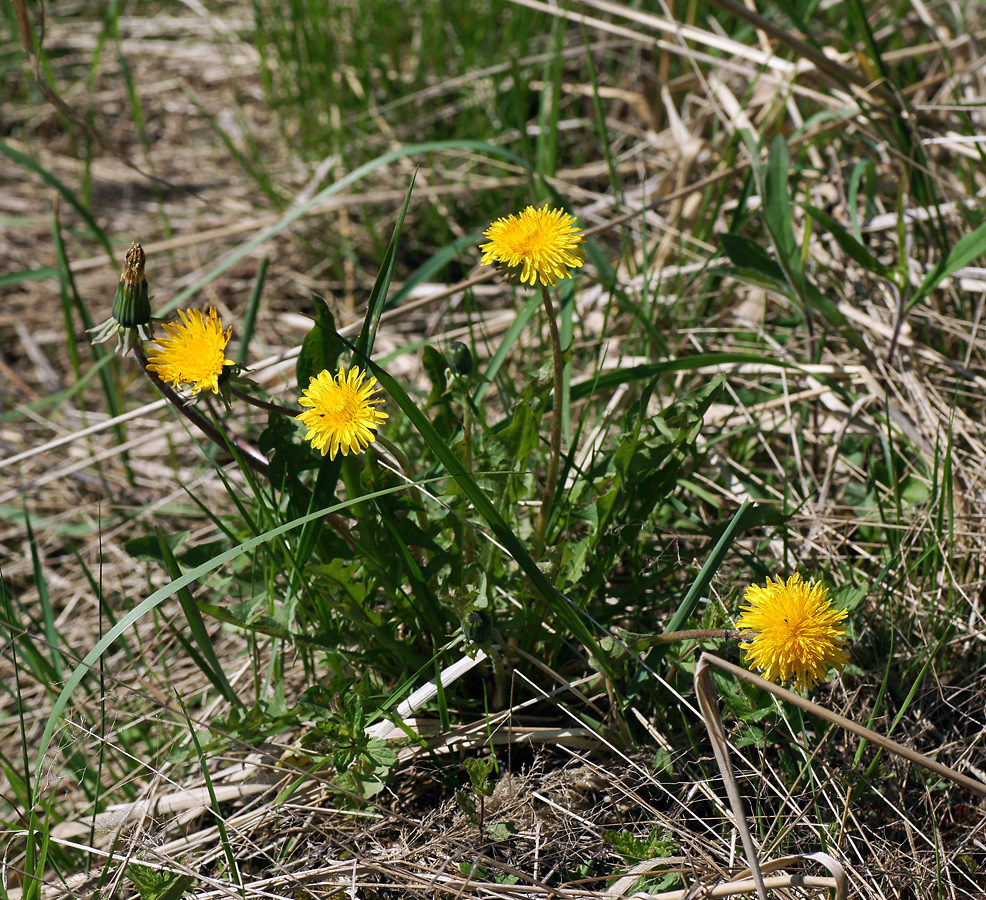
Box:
90;240;154;354
448;341;473;376
461;608;492;644
112;242;151;328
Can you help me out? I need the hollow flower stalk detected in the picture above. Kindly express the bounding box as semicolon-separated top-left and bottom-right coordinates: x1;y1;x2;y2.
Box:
479;205;585;555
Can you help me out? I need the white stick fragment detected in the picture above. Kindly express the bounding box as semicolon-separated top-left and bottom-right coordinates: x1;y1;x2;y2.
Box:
365;650;487;740
693;654;769;900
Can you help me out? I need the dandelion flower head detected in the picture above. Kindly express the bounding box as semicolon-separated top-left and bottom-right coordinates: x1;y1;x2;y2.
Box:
297;365;388;460
146;307;234;395
480;206;585;287
736;573;848;693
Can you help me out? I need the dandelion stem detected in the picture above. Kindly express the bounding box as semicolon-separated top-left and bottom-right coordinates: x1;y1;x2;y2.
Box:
461;397;475;565
488;643;508;710
375;434;412;475
649;628;742;645
533;282;564;556
230;386;296;417
134;343;269;477
136;346;363;549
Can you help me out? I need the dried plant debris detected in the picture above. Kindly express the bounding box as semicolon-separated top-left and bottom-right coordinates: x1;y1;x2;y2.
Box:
4;1;986;899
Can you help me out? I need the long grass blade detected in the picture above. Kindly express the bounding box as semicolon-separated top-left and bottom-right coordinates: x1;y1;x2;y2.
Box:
344;339;607;668
1;139;115;260
355;174;416;358
155;530;242;708
161;141;528;315
31;481;444;806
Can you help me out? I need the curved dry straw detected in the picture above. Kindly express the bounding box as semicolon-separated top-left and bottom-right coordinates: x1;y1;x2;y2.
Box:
693;651;986;900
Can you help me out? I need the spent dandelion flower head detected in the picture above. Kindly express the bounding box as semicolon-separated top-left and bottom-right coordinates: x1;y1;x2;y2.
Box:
736;573;849;693
90;240;154;354
146;307;235;396
480;206;585;287
113;241;152;328
297;364;389;459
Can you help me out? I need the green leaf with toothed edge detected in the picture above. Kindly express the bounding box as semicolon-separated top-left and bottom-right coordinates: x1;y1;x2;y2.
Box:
342;336;609;670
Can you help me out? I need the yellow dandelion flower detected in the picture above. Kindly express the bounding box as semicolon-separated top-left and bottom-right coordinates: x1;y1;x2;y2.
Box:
297;365;389;459
736;573;849;693
146;307;235;395
480;206;585;287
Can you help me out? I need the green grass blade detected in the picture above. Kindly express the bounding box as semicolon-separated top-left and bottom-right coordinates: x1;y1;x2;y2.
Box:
189;92;282;205
1;568;36;820
908;216;986;310
535;18;563;190
509;55;538;202
31;480;442;805
50;211;131;474
355;173;415;358
175;696;243;893
22;509;63;682
863;630;950;781
847;159;877;242
0;139;114;261
344;338;607;668
585;239;667;355
802;202;890;278
0;353;116;425
0;266;58;287
581;23;621;207
567;352;816;406
155;530;242;708
236;256;268;367
474;292;542;406
854;632;893;768
667;499;753;634
764;135;797;269
161;140;527;315
644;499;753;674
387;232;482;308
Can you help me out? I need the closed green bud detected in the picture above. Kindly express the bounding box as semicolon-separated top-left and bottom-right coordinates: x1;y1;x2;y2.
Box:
461;608;492;644
112;242;151;328
90;240;154;355
448;341;473;376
